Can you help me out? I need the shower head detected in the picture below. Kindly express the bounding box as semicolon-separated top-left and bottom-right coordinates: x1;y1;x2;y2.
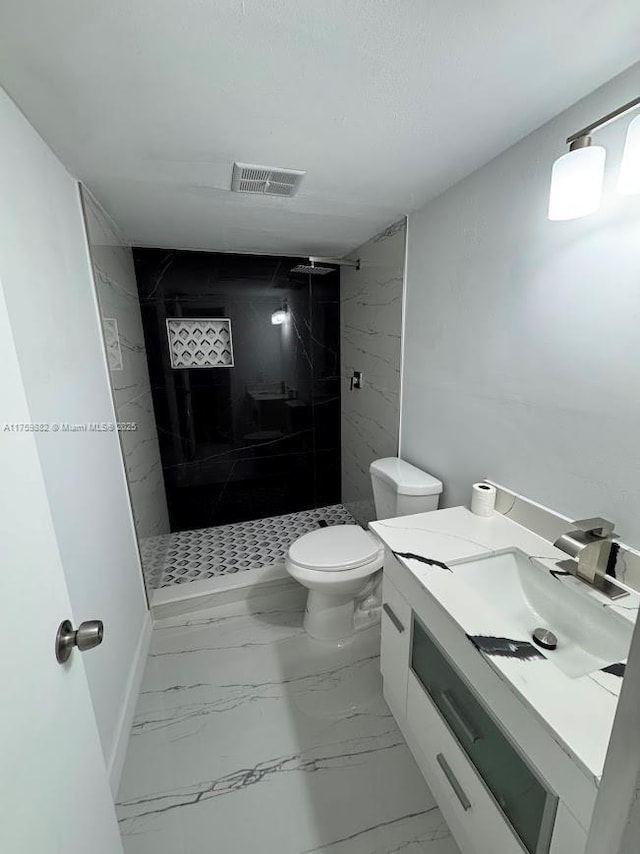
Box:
290;263;335;275
290;255;359;275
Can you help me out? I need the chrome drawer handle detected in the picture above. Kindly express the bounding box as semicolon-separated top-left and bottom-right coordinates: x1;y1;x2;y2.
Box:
436;753;471;812
383;603;405;633
441;690;481;744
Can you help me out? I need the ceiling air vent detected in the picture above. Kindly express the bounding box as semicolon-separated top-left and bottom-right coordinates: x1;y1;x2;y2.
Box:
231;162;305;198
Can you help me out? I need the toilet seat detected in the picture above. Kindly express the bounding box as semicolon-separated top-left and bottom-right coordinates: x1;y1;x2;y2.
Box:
287;525;383;572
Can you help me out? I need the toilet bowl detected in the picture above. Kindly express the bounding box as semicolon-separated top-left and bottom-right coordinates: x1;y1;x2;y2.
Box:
286;525;384;640
285;457;443;641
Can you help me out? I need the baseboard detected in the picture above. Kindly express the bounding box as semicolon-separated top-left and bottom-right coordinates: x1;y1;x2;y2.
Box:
107;611;153;796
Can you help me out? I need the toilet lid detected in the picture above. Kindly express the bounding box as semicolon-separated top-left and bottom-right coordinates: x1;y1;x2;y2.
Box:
288;525;382;572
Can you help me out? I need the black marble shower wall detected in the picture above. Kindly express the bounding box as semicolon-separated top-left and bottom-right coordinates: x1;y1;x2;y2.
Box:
133;249;341;531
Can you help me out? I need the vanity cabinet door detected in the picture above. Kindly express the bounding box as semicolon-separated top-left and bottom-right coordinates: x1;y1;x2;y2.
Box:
411;615;558;854
380;574;411;721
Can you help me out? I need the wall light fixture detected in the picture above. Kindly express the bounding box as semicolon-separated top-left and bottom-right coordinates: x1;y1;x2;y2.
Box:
271;304;289;325
618;114;640;195
548;94;640;221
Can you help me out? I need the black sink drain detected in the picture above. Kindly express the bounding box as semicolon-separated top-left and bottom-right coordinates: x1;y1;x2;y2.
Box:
532;628;558;651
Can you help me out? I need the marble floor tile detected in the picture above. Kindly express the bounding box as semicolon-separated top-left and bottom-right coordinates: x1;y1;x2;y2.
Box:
117;589;459;854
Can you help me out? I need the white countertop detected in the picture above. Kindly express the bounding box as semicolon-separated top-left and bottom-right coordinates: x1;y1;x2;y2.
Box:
370;506;639;784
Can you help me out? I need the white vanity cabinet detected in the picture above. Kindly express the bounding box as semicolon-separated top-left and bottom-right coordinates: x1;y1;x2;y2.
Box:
380;573;412;722
380;552;591;854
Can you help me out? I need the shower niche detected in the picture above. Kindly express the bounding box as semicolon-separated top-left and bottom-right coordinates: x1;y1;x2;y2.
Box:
134;249;341;531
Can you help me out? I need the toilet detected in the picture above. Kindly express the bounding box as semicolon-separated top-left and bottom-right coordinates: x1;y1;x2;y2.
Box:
285;457;443;640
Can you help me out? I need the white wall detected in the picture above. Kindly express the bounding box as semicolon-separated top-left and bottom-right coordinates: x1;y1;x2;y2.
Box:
401;61;640;547
341;219;406;524
0;87;149;778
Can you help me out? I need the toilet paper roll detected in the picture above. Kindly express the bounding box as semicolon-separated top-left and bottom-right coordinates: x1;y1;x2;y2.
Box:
470;482;496;517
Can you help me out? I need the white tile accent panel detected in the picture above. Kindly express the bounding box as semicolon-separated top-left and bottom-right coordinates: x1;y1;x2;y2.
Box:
341;218;405;526
83;188;170;597
166;317;234;368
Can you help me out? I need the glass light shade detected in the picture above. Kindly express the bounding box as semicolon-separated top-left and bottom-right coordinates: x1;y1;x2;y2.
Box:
548;145;606;221
271;309;288;325
618;114;640;195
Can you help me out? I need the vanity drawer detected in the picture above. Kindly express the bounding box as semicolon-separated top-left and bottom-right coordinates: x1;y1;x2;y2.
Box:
406;671;526;854
380;573;412;720
410;615;557;854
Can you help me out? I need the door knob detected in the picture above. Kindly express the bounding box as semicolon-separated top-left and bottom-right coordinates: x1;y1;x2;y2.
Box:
55;619;104;664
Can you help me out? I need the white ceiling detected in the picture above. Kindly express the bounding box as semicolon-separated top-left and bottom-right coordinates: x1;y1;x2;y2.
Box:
1;1;639;257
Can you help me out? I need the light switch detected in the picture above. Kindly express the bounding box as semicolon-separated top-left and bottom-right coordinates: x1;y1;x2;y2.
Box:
350;371;363;390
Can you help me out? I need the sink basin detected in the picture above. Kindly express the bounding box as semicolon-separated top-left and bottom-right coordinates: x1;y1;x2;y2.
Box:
452;549;633;678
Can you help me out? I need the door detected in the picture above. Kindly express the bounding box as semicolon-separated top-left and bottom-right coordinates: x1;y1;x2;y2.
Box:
0;283;123;853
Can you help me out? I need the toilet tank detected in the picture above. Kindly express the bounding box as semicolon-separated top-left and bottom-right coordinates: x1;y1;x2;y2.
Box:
370;457;443;520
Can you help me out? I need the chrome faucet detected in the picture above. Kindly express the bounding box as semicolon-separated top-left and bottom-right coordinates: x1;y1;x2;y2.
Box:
553;517;627;599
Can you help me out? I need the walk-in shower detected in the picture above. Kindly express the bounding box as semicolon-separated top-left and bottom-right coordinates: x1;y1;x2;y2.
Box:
129;249;351;594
